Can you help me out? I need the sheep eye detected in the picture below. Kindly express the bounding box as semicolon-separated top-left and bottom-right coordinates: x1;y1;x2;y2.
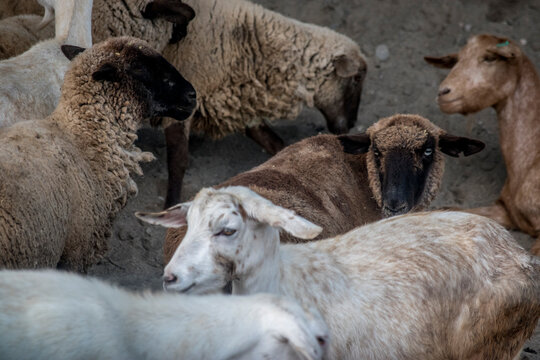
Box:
373;149;381;157
424;148;433;156
483;55;497;63
217;228;236;237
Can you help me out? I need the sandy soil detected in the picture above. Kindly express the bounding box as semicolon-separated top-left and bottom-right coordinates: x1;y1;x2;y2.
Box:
88;0;540;357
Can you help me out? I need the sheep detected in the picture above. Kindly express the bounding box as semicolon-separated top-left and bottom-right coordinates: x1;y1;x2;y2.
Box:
161;114;485;263
0;0;195;60
0;0;93;128
0;14;55;60
424;34;540;256
159;0;368;206
0;270;328;360
0;37;196;272
136;186;540;360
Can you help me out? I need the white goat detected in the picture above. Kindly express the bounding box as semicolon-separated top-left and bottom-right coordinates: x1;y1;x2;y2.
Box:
0;0;92;128
0;270;328;360
137;186;540;360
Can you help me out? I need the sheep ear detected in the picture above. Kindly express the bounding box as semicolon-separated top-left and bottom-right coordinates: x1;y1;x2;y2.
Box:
224;187;322;239
333;54;360;78
61;45;85;61
135;202;192;228
424;54;458;69
142;1;195;24
92;63;120;82
487;40;521;61
438;134;485;157
338;133;371;154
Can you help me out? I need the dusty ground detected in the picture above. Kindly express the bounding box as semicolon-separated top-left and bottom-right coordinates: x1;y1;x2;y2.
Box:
88;0;540;357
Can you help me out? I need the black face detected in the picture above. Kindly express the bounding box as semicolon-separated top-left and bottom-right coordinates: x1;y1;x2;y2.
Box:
319;71;365;135
375;136;435;217
126;52;196;120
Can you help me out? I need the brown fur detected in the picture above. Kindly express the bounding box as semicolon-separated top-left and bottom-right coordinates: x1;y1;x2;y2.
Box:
365;114;445;210
425;34;540;255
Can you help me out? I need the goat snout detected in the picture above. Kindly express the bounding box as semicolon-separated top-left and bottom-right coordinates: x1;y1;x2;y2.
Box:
162;272;178;285
438;87;451;97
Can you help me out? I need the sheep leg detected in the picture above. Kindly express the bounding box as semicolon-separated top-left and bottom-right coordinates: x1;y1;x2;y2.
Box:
245;121;285;155
465;201;516;230
164;118;191;209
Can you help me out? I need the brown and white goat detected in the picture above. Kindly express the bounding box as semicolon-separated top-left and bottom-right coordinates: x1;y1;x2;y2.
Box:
425;34;540;255
159;114;484;263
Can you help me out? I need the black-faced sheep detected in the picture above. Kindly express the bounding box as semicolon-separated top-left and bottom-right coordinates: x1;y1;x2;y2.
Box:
160;0;367;206
160;114;484;263
0;270;328;360
137;186;540;360
425;34;540;256
0;37;196;271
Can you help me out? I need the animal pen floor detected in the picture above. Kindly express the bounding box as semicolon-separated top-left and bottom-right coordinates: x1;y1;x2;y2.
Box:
87;0;540;357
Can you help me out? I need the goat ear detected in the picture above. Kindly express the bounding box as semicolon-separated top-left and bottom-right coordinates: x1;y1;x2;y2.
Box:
338;133;371;154
487;40;521;60
333;54;360;78
61;45;85;61
438;134;485;157
224;187;322;239
424;54;458;69
135;202;192;228
92;63;120;82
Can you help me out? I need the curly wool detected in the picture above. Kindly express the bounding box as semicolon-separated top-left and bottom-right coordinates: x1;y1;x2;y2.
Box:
364;114;446;211
0;37;155;271
163;0;364;138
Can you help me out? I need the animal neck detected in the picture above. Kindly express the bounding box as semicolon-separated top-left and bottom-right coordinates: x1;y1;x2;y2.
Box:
56;0;93;47
232;225;282;295
494;57;540;174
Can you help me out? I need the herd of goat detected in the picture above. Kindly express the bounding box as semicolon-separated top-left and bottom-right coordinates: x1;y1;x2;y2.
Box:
0;0;538;359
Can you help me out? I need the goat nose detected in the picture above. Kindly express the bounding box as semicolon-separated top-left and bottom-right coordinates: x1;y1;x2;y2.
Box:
438;87;451;97
162;273;178;285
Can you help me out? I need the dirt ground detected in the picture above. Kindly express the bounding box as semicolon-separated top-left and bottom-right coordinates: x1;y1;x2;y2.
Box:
88;0;540;356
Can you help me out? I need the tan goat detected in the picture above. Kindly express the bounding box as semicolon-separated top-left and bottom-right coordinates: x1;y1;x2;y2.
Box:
425;34;540;255
161;114;484;263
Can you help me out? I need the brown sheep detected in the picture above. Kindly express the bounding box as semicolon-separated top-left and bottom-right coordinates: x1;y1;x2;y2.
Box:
425;34;540;256
160;114;484;263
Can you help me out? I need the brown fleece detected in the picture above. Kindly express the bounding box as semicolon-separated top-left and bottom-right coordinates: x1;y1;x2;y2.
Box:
164;134;380;263
365;114;445;211
0;37;157;271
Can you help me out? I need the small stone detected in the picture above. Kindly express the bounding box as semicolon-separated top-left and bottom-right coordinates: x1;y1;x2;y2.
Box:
464;24;472;32
520;38;527;46
375;44;390;61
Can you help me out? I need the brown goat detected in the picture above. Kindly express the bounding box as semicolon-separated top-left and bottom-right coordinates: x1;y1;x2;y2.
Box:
161;114;484;263
425;34;540;256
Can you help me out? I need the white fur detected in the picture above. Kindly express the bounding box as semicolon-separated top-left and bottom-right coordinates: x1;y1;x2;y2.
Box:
0;0;92;128
142;186;540;360
0;270;328;360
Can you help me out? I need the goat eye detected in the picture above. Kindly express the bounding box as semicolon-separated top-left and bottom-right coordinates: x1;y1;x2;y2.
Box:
483;55;497;63
217;228;236;237
424;148;433;156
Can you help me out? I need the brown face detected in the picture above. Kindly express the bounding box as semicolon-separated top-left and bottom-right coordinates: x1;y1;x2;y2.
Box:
425;34;521;114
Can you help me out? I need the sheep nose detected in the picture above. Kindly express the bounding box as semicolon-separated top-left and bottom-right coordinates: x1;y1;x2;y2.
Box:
162;273;178;285
438;87;451;97
185;90;197;104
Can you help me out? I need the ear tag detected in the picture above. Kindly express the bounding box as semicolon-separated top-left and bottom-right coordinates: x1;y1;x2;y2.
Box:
496;41;509;48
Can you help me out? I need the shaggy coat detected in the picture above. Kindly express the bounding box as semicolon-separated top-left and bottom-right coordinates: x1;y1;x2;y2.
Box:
163;114;483;263
0;270;328;360
163;0;366;138
425;34;540;255
0;37;195;271
142;186;540;360
0;0;42;19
